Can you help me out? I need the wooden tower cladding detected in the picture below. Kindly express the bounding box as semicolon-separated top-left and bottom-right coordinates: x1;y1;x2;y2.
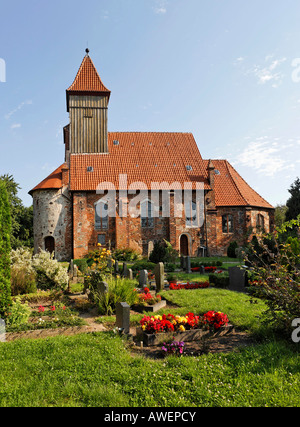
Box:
66;50;111;154
68;94;109;153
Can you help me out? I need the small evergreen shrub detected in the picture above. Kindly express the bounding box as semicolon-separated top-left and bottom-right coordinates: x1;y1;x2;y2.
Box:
0;182;12;318
227;241;238;258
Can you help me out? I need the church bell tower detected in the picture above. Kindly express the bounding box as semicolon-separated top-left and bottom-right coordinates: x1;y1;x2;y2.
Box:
66;49;111;154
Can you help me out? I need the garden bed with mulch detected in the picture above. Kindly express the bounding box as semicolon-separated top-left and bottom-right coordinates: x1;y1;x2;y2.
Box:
131;330;255;359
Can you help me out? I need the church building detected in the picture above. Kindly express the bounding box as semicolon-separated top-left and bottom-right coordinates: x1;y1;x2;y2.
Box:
29;50;274;261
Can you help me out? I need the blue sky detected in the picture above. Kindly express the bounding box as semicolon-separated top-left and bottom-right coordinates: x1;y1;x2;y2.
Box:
1;0;300;207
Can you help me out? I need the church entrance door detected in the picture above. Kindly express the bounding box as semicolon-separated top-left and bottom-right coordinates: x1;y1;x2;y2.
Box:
180;234;189;256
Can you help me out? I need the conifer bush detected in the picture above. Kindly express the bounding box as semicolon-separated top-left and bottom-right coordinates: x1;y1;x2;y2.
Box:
0;182;12;318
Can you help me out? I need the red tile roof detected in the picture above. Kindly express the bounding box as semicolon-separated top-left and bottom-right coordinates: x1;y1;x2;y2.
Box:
29;164;65;195
66;54;110;96
203;160;273;209
29;135;273;210
69;132;209;191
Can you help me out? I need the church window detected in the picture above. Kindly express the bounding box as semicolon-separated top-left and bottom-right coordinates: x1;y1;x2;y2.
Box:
141;200;154;228
222;214;233;233
186;201;197;227
95;201;108;230
256;214;265;232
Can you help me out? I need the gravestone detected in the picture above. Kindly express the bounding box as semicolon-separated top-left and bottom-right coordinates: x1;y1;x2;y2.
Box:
116;302;130;334
155;262;165;292
185;256;192;274
107;258;112;270
114;260;119;275
128;268;133;280
0;319;5;343
228;266;247;292
69;259;74;277
199;265;205;274
139;270;148;289
97;281;109;295
180;256;185;269
181;256;187;270
122;262;128;278
73;264;78;278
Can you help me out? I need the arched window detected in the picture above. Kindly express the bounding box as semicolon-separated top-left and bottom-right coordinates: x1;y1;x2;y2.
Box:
95;201;108;230
222;214;233;233
141;200;154;228
256;214;265;231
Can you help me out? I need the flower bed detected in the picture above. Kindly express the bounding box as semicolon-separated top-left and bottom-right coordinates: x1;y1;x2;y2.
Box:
132;288;167;312
140;311;232;346
169;282;209;290
190;266;217;273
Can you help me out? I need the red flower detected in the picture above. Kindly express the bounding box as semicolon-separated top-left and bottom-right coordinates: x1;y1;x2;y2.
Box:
203;311;228;330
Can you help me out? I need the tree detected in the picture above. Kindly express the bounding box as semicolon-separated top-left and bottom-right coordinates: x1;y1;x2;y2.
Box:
0;181;12;318
246;217;300;337
274;204;288;228
0;174;33;248
286;177;300;221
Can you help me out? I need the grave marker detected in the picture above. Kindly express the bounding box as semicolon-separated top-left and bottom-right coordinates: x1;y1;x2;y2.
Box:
116;302;130;334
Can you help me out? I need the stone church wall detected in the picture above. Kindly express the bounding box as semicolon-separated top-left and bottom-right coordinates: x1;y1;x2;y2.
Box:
32;187;72;261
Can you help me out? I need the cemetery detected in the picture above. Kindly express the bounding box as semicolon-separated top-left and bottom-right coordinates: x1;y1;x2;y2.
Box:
1;220;300;407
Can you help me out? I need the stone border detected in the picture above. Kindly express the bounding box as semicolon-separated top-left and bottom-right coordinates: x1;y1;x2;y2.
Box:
131;300;167;313
141;324;235;346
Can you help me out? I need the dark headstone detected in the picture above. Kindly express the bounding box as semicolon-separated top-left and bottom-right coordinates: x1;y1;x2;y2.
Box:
122;262;128;278
185;256;191;274
116;302;130;334
228;266;247;292
114;260;119;275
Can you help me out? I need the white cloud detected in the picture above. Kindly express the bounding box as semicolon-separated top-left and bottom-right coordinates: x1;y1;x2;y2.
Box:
231;137;291;177
5;100;33;120
154;0;167;14
251;57;287;88
10;123;21;129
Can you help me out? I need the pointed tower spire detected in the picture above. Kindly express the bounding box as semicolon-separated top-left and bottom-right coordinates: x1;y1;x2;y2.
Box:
66;51;110;154
66;50;110;111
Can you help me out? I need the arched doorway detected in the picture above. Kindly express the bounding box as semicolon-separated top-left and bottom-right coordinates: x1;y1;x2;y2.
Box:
180;234;189;256
45;236;55;255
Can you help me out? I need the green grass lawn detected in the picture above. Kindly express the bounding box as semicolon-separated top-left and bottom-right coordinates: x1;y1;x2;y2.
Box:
0;287;299;407
0;332;299;407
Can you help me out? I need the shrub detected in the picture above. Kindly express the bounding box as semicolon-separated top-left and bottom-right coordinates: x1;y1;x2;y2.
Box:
0;181;12;318
112;248;140;262
208;273;229;288
73;259;88;274
227;241;238;258
32;250;69;291
246;217;300;336
131;260;156;272
6;297;31;328
88;274;139;315
149;240;179;265
149;241;167;264
10;247;37;295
